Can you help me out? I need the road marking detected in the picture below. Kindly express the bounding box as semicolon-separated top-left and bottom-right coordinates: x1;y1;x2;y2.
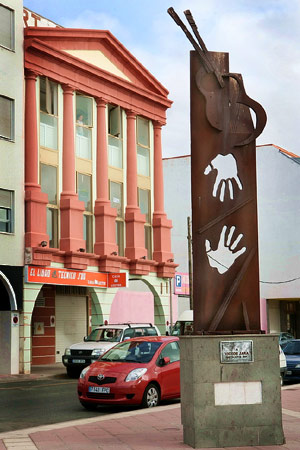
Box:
3;436;37;449
0;403;179;439
0;381;77;391
282;408;300;419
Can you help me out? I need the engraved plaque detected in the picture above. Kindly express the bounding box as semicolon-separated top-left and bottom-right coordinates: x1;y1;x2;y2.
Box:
220;340;253;363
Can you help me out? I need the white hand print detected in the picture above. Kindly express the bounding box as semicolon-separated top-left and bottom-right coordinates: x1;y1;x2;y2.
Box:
205;225;246;274
204;154;242;202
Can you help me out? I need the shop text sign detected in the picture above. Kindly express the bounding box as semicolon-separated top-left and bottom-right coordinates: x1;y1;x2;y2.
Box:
220;340;253;364
25;266;127;288
108;273;128;288
23;8;61;28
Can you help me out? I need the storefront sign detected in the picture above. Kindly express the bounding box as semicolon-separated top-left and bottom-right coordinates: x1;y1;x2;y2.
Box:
220;340;253;364
108;273;128;288
23;8;61;28
25;266;128;289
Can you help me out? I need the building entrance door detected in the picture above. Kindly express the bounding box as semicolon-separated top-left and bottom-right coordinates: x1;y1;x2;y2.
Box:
55;295;88;363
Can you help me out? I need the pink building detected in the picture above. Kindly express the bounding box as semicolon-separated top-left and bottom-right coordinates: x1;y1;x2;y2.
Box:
21;23;176;372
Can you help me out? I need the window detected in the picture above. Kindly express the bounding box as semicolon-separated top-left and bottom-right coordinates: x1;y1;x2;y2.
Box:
110;181;123;217
77;173;93;253
137;117;150;176
138;188;150;223
108;105;123;168
0;96;14;141
138;188;152;259
77;173;92;211
40;164;58;248
46;208;58;249
108;105;121;137
40;78;58;150
40;78;57;115
0;189;14;233
40;164;57;205
159;341;180;364
109;181;124;256
0;5;14;50
76;95;93;159
144;226;152;260
83;215;93;253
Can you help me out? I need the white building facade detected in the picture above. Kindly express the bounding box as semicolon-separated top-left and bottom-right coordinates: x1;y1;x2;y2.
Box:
0;0;24;374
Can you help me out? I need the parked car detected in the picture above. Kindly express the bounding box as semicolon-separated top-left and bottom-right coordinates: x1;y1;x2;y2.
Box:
279;345;287;385
77;336;180;409
279;332;294;349
283;339;300;382
62;323;160;377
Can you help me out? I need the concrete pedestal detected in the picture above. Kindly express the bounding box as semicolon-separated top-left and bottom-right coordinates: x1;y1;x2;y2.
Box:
180;334;284;448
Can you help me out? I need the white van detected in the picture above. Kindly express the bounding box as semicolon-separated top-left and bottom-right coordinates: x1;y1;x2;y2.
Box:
62;323;160;377
171;310;193;336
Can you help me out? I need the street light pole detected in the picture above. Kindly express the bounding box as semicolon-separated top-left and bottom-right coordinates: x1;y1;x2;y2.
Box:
187;216;193;310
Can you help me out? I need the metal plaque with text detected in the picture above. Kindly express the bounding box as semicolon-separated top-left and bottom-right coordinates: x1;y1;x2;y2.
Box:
220;340;253;363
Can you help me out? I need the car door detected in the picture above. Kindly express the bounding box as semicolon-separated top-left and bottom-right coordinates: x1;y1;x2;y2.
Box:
157;341;180;398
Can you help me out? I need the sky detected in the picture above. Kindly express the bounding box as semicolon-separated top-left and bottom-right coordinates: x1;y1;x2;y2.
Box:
24;0;300;158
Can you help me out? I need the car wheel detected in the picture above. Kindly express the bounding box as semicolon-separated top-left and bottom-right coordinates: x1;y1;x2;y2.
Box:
142;383;160;408
80;400;98;411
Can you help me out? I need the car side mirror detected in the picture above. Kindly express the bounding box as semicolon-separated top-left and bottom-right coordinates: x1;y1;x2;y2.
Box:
83;336;87;342
161;356;171;366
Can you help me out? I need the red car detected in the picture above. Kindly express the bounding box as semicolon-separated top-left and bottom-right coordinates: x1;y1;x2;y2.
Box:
77;336;180;409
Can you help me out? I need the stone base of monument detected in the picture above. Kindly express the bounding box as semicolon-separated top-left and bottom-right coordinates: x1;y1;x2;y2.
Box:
180;334;285;448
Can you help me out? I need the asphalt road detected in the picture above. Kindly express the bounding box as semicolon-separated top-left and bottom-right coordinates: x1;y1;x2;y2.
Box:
0;376;128;432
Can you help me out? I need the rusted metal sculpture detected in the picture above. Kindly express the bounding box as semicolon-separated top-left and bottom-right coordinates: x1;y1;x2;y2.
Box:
168;8;267;333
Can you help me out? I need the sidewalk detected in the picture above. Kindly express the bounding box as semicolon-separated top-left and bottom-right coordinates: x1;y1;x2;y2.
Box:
0;378;299;449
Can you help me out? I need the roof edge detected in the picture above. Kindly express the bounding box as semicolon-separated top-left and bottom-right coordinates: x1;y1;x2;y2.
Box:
257;143;300;158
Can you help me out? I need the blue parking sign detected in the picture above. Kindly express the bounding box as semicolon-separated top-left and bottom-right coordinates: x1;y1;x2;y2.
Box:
175;274;182;287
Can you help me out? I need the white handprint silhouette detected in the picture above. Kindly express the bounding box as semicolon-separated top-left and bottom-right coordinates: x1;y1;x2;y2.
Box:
205;225;246;274
204;154;242;201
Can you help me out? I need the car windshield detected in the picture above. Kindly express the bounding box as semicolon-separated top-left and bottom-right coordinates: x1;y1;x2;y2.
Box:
85;328;122;343
171;322;181;336
100;341;162;363
283;341;300;355
279;333;294;343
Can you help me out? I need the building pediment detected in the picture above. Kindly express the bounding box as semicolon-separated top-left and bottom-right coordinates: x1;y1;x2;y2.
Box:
63;49;131;82
24;28;169;99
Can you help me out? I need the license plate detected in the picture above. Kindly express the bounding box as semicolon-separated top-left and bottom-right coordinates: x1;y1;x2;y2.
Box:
72;359;85;364
286;370;292;375
88;386;110;394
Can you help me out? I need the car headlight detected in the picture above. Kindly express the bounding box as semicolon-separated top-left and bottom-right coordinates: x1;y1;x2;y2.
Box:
295;364;300;368
79;367;90;379
125;368;147;382
91;348;106;356
65;348;71;356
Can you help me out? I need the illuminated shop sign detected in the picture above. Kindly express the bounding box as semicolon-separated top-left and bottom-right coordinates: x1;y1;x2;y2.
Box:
25;266;128;288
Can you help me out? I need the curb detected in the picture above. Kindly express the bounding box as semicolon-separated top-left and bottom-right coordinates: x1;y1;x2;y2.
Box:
0;403;180;440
